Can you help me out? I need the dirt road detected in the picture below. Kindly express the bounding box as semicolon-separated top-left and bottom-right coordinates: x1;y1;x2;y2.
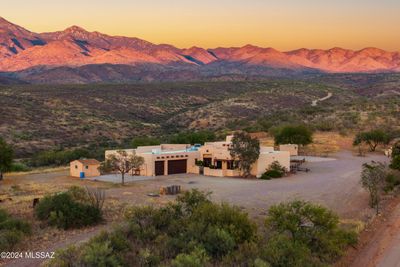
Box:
312;92;333;106
348;199;400;267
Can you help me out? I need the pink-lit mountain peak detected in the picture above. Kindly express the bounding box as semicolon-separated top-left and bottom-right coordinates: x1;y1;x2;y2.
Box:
0;17;399;73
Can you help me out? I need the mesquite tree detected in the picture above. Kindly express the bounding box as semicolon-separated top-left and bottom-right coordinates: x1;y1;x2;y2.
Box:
229;132;260;177
360;161;387;215
100;150;144;185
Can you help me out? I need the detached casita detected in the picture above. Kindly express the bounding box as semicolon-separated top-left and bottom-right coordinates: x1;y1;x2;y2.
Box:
70;159;101;178
105;135;292;178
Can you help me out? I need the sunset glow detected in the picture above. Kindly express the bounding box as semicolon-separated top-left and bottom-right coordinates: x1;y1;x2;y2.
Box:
1;0;400;50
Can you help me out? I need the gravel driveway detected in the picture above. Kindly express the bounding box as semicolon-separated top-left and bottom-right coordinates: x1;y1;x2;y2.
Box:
107;150;390;220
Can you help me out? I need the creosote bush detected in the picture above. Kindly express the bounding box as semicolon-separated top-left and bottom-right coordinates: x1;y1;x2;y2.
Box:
49;190;357;267
0;209;31;250
261;161;287;180
35;187;103;229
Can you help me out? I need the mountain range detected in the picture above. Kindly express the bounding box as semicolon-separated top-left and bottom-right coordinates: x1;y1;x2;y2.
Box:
1;16;399;83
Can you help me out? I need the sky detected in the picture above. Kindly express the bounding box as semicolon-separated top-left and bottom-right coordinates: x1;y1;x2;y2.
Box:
1;0;399;51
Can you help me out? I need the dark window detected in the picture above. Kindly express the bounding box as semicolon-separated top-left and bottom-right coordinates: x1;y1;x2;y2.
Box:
203;158;212;167
227;160;235;170
216;160;222;169
85;166;89;169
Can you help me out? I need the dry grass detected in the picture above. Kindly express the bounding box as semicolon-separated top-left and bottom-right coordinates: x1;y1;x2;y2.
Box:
259;131;355;157
0;171;128;261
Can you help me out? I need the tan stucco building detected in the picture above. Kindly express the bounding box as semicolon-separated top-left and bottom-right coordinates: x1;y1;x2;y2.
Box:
105;144;200;177
199;136;290;178
279;144;299;156
104;135;291;178
70;159;101;178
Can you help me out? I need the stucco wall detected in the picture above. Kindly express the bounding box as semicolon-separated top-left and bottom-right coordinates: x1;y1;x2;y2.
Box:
70;161;100;178
279;144;299;156
251;151;291;178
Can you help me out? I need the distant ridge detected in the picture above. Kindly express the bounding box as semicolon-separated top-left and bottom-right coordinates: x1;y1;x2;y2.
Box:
0;16;399;83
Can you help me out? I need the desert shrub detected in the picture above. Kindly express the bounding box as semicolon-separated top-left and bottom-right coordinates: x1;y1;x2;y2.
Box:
169;131;216;145
48;230;129;267
9;162;31;172
27;148;92;167
171;247;210;267
274;125;313;146
390;156;400;170
261;161;287;180
35;188;102;229
384;172;400;192
176;189;211;213
0;209;31;250
262;234;315;267
80;239;123;267
51;191;357;266
390;156;400;171
313;120;336;132
131;137;161;148
264;200;357;265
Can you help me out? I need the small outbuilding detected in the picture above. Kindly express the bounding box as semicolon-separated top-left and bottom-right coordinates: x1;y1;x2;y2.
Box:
70;159;101;178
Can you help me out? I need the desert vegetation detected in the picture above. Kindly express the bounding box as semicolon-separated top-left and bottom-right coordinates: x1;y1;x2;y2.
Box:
229;132;260;177
361;160;400;215
261;161;287;180
49;190;356;267
1;75;399;161
35;186;104;229
0;209;31;251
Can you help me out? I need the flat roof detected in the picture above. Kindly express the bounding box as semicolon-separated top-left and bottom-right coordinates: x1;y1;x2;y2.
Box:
141;149;199;155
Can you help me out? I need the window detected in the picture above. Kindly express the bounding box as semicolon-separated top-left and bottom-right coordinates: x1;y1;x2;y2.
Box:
75;165;78;169
85;166;89;169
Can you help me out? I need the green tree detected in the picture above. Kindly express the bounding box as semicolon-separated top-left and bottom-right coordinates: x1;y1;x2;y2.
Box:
390;141;400;170
392;141;400;158
229;132;260;177
274;125;313;146
354;130;391;152
0;137;13;180
361;161;387;214
265;200;357;265
169;131;216;145
100;150;144;185
131;137;160;148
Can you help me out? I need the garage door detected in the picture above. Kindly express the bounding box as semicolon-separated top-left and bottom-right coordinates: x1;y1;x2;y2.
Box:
168;160;187;175
155;161;165;176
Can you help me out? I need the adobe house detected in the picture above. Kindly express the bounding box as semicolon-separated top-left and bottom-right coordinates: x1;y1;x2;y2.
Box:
198;136;290;178
105;144;200;176
104;136;291;178
70;159;101;178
